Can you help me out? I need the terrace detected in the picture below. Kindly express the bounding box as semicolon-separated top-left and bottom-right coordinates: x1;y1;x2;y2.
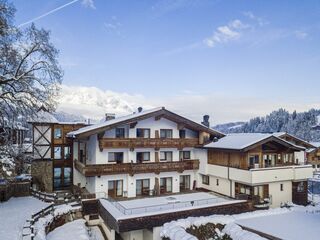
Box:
98;192;251;233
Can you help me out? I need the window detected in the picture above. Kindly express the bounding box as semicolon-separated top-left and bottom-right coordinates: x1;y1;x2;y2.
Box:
54;147;62;159
297;182;305;192
79;142;86;163
202;175;210;185
160;129;173;138
136;179;150;196
160;177;172;193
115;128;125;138
54;128;62;139
64;168;72;187
216;179;219;186
64;146;71;159
108;152;124;163
249;155;259;168
179;130;186;139
136;128;150;138
280;183;284;191
179;151;191;160
160;151;173;161
54;168;62;188
136;152;150;163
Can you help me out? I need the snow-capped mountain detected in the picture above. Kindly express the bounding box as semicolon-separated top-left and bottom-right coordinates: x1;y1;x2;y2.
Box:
56;85;152;121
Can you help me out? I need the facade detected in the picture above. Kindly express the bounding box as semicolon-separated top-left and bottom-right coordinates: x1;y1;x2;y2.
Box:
200;133;313;208
30;107;314;240
29;108;86;192
69;107;224;198
307;142;320;171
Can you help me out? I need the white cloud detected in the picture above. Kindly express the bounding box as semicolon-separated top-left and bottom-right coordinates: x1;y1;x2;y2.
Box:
81;0;96;9
204;19;249;48
103;16;123;35
243;11;268;26
294;30;308;40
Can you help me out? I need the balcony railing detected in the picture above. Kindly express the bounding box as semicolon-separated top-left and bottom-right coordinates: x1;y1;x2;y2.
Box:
74;159;200;177
98;138;201;151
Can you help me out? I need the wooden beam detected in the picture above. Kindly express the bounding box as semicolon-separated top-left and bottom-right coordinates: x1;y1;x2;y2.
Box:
129;122;137;128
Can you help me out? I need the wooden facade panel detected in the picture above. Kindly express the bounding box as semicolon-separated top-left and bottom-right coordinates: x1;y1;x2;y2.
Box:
208;142;297;170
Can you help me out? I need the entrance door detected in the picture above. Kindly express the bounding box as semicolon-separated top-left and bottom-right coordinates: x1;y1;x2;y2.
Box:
108;180;123;198
179;175;190;191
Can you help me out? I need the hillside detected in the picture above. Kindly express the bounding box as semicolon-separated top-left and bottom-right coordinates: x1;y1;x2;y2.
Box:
213;108;320;142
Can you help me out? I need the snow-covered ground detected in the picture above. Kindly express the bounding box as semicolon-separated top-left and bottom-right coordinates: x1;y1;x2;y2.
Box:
0;197;50;240
100;192;244;220
161;205;320;240
237;206;320;240
88;226;105;240
46;219;89;240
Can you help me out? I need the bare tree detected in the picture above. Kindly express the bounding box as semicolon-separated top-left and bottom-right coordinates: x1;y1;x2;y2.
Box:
0;0;63;176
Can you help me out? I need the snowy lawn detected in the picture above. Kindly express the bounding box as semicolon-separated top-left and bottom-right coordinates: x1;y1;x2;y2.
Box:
46;219;89;240
0;196;50;240
161;205;320;240
236;206;320;240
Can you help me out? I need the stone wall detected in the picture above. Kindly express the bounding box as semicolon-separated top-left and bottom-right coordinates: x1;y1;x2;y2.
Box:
32;160;53;192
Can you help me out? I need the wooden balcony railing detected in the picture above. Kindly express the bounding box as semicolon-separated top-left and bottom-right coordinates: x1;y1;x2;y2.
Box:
74;159;200;177
98;138;201;151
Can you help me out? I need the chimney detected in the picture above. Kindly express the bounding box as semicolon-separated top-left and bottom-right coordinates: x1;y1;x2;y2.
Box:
138;107;143;113
105;113;115;121
201;115;210;127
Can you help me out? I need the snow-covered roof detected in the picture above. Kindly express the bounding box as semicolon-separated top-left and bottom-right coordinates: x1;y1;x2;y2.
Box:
28;109;59;124
310;142;320;148
67;107;224;138
273;132;315;148
204;133;304;151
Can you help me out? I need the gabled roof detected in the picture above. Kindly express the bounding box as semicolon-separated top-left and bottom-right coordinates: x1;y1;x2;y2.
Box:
67;107;225;138
28;108;59;124
203;133;304;152
273;132;315;149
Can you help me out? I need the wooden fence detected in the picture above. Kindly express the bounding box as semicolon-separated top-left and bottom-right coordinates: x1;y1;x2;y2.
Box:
0;181;30;202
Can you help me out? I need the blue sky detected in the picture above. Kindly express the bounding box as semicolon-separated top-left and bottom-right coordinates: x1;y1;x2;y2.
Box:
12;0;320;123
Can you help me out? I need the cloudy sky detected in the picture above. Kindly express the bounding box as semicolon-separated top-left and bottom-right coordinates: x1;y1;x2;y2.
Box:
12;0;320;124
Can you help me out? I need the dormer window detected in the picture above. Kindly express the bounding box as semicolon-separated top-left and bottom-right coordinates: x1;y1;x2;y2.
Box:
115;128;125;138
160;129;173;139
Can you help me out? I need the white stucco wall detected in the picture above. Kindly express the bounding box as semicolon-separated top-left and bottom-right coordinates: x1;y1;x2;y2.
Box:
269;181;292;208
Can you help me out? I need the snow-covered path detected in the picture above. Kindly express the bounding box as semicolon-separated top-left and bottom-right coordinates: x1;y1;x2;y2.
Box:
0;197;50;240
46;219;90;240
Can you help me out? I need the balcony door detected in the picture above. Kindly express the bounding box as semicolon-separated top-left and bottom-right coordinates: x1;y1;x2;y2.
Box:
136;179;150;196
108;180;123;198
160;177;172;194
180;175;190;191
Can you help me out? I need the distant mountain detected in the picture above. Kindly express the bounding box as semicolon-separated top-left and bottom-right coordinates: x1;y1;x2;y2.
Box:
52;111;87;123
56;85;141;121
213;108;320;142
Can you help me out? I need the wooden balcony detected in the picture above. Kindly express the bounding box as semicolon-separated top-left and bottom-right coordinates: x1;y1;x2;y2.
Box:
74;159;200;177
98;138;200;151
